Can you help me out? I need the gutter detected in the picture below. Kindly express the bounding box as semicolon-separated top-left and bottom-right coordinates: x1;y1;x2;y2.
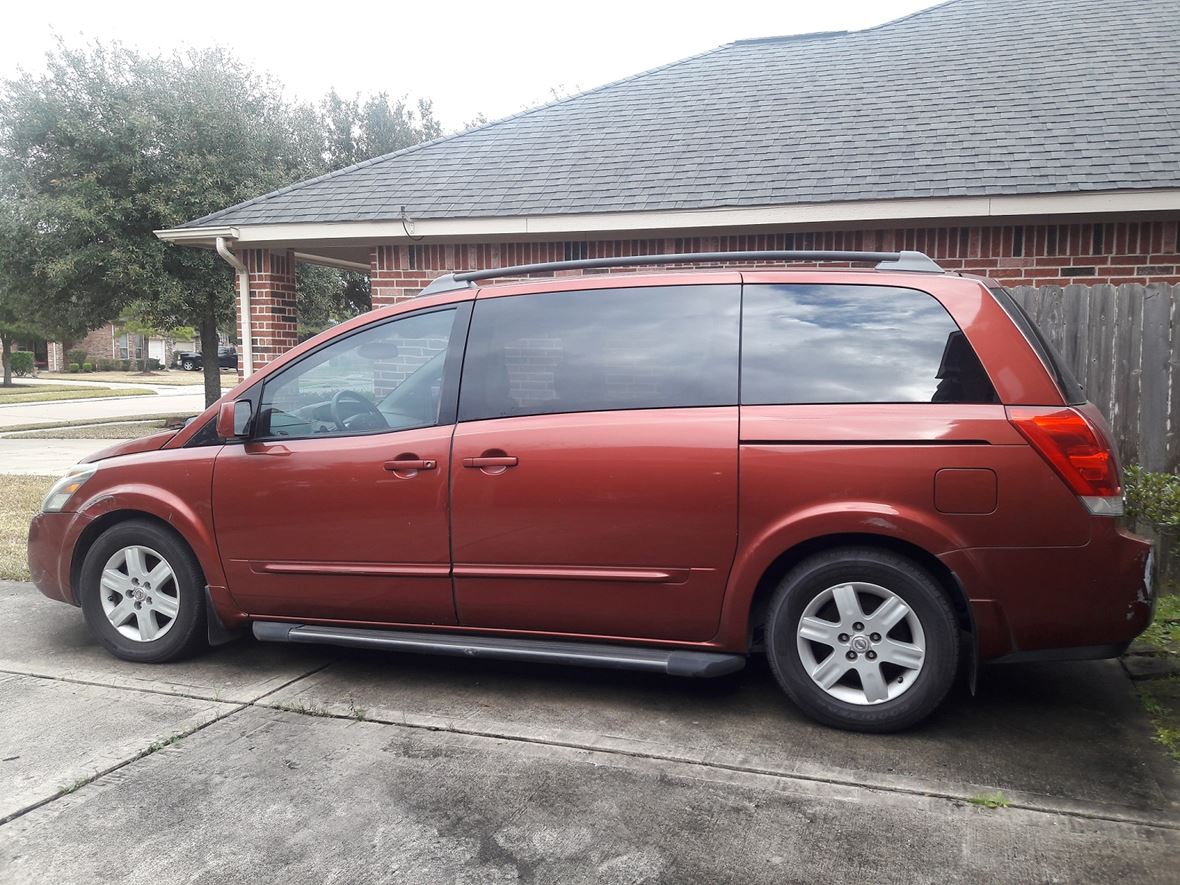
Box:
215;237;253;377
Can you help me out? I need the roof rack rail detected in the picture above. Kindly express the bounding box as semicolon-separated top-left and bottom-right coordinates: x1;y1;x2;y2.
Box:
417;250;942;296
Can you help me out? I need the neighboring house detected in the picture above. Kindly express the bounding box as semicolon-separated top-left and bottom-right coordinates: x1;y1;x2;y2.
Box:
156;0;1180;373
36;326;197;372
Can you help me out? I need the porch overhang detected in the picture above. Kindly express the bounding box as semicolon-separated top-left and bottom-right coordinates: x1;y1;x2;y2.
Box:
154;188;1180;253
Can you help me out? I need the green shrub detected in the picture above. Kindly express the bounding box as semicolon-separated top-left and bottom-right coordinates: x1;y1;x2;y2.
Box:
95;358;114;371
68;362;81;373
67;349;87;367
82;362;94;372
146;357;162;371
1125;465;1180;530
10;351;34;377
119;359;131;371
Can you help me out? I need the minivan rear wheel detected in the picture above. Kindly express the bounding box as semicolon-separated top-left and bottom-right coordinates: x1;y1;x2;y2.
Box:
765;547;958;732
79;520;208;663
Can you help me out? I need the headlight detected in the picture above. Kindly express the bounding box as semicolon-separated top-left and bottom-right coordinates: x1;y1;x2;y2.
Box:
42;466;98;513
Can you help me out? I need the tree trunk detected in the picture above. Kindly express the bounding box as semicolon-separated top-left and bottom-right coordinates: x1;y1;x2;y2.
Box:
1;331;12;387
200;311;221;408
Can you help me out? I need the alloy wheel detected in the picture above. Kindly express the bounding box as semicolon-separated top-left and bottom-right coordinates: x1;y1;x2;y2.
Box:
99;545;180;642
796;581;926;705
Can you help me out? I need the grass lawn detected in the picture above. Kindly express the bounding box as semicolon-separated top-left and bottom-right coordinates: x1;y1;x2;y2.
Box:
1131;591;1180;764
0;384;155;404
12;417;184;440
0;475;53;581
39;370;237;388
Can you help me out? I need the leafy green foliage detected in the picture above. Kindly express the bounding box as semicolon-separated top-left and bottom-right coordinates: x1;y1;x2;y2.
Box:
10;351;33;376
1125;465;1180;530
1;41;442;404
967;791;1011;809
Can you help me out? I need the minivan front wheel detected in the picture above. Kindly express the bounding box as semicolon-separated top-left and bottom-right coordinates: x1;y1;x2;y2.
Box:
765;548;958;732
79;520;208;663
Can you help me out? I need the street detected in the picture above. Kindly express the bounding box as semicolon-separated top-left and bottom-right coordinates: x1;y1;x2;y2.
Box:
1;580;1176;883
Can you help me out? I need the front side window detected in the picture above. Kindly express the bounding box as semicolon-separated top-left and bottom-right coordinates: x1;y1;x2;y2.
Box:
741;284;997;405
458;285;740;421
258;308;456;438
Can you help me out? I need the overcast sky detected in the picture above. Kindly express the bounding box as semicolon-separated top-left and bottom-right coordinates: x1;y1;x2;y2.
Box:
1;0;939;131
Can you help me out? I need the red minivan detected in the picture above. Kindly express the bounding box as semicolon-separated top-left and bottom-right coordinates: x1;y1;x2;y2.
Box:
27;251;1155;731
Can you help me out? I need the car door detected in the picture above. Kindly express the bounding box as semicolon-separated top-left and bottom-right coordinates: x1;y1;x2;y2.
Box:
450;281;741;642
212;302;469;624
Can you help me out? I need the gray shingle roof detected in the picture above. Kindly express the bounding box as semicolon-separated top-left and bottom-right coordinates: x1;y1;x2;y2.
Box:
187;0;1180;228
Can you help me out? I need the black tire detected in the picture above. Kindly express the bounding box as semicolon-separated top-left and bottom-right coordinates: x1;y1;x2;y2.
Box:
79;520;208;663
765;547;959;733
182;359;196;371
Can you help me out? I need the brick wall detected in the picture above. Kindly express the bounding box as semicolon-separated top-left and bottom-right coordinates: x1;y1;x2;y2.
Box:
247;220;1180;370
369;220;1180;310
72;326;117;363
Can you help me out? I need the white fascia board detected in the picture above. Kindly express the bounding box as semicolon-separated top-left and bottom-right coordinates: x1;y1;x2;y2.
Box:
154;225;239;243
155;189;1180;247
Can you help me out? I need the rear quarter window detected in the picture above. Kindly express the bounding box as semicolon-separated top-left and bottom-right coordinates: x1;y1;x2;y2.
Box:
988;286;1086;405
741;284;997;405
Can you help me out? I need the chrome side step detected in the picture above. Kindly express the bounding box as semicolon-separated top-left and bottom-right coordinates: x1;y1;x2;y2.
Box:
253;621;746;678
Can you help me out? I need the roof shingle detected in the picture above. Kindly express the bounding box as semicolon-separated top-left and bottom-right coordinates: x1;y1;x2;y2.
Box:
187;0;1180;228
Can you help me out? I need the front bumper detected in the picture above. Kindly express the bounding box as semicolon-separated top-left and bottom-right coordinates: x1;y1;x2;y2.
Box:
27;511;85;605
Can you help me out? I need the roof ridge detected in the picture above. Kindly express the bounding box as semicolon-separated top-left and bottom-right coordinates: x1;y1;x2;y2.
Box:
185;40;737;229
728;0;961;46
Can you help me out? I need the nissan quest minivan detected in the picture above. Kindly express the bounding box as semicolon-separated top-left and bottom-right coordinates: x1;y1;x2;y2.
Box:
27;251;1155;732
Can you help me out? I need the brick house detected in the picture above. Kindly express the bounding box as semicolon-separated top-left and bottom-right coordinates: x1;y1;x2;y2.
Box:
156;0;1180;374
37;325;197;372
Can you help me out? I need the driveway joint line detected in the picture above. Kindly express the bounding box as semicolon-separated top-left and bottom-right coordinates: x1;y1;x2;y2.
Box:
5;660;1175;834
0;701;249;828
0;659;337;828
249;699;1180;832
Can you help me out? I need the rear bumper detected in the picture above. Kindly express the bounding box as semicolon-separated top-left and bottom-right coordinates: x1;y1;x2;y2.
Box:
942;523;1153;661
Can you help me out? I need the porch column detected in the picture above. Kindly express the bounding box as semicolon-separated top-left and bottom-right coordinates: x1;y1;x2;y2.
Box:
370;245;449;308
240;249;298;371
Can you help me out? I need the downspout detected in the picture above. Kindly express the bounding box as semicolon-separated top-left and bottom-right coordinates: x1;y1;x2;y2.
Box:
215;237;253;376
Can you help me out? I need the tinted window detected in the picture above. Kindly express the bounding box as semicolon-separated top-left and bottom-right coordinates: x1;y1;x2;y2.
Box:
741;284;996;405
989;286;1085;405
458;285;739;421
259;308;456;438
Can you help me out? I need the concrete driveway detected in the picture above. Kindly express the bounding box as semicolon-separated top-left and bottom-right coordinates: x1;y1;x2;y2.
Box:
1;580;1177;883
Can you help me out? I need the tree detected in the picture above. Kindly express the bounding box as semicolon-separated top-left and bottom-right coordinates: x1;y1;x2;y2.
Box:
0;194;44;386
0;42;323;405
2;44;445;407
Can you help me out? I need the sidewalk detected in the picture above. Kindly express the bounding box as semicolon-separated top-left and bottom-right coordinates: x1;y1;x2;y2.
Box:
15;376;205;394
0;390;206;430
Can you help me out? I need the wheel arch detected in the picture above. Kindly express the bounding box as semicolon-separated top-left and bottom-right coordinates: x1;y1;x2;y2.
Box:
70;510;201;603
743;533;975;656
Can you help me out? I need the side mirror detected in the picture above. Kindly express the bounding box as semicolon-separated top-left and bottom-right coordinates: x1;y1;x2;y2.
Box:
216;400;253;439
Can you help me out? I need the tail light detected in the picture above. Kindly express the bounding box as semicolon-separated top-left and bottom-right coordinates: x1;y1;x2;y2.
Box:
1006;406;1124;516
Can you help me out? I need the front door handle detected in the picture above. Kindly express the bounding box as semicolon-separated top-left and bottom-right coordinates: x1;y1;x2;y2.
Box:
462;456;518;468
384;456;437;473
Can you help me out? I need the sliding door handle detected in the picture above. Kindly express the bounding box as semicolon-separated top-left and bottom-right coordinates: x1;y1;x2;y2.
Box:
462;456;518;468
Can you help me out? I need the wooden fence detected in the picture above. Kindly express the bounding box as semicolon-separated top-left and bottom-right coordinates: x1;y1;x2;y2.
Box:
1008;284;1179;472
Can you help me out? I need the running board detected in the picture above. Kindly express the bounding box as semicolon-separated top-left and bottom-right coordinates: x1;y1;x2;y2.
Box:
253;621;745;678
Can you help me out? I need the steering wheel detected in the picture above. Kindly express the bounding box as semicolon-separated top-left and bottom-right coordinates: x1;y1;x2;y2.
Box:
330;389;384;431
